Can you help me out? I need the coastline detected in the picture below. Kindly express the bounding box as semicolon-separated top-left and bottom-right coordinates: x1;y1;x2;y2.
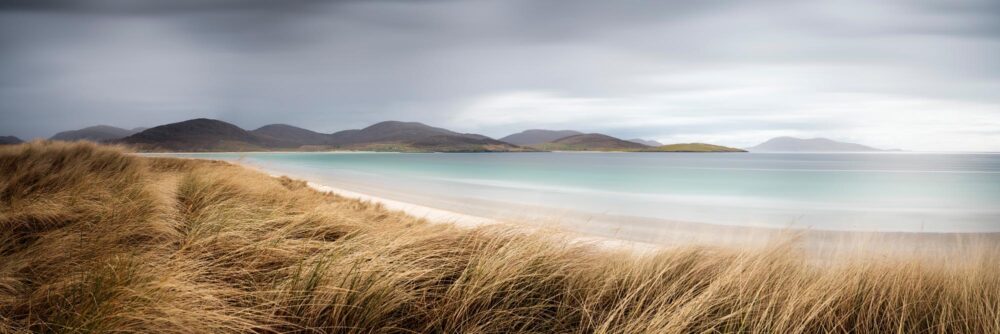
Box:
146;151;1000;235
232;162;493;227
228;160;999;259
236;162;666;252
304;180;497;228
305;180;666;252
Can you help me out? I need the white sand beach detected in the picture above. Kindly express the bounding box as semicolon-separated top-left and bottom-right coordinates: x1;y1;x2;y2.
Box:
231;160;999;261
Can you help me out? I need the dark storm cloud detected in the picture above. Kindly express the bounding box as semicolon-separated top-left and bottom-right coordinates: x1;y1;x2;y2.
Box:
0;0;335;14
0;0;998;150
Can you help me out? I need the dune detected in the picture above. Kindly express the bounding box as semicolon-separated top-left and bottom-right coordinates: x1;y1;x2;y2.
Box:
1;141;997;333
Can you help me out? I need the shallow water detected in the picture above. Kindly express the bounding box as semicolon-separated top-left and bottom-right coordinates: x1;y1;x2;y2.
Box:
157;152;1000;233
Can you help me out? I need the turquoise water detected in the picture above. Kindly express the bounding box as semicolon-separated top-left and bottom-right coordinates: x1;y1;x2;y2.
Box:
159;152;1000;233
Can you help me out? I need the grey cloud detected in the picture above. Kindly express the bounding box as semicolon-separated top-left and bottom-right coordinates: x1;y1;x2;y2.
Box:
0;0;998;150
0;0;338;14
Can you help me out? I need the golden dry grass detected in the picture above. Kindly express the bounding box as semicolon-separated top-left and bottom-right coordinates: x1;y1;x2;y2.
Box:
0;141;997;333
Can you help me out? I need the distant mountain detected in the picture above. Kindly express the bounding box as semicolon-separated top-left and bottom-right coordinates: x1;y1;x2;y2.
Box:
642;143;746;152
748;137;883;152
73;118;756;153
0;136;23;145
406;135;528;152
330;121;487;144
116;119;527;152
119;118;274;152
329;121;526;152
533;133;647;151
524;133;743;152
627;138;663;147
51;125;140;142
251;124;332;146
499;129;583;146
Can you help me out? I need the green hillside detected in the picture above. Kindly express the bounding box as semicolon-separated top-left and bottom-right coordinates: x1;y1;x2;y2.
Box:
641;143;746;152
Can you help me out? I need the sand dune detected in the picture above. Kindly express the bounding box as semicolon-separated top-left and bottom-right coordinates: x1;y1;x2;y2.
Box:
2;141;997;333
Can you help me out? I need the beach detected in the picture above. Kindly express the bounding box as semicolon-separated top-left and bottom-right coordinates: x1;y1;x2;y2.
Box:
231;158;1000;260
154;151;1000;234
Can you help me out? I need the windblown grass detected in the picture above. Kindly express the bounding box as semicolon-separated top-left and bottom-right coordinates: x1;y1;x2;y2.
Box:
1;141;997;333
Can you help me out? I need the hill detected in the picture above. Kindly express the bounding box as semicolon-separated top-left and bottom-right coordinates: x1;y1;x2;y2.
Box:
499;129;583;145
533;133;648;151
330;121;488;144
251;124;333;146
628;138;663;146
118;118;274;151
50;125;140;142
405;135;529;152
0;136;22;145
1;141;996;333
328;121;528;152
749;137;883;152
530;134;742;152
116;119;528;152
641;143;746;152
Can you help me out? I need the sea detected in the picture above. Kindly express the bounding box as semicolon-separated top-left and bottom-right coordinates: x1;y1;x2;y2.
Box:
157;152;1000;234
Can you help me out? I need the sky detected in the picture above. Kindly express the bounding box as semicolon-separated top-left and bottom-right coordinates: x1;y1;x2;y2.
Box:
1;0;998;151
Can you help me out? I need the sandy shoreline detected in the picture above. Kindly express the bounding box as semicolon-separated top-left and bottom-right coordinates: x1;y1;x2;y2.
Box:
222;160;664;252
138;151;1000;257
302;180;665;252
303;181;497;228
220;160;999;259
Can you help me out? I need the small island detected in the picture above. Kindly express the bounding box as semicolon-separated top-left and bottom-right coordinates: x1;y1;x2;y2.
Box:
640;143;747;152
747;136;887;152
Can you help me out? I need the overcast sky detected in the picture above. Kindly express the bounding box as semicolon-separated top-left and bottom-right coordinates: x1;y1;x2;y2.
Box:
1;0;998;150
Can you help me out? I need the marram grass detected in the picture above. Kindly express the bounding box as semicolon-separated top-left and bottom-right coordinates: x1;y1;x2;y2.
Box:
0;141;997;333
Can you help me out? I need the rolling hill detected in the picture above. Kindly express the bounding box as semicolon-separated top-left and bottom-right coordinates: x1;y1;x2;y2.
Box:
532;133;648;151
327;121;528;152
749;137;883;152
330;121;488;144
118;118;274;151
641;143;746;152
0;136;23;145
527;134;742;152
406;135;529;152
50;125;141;142
499;129;583;146
77;118;747;153
628;138;663;146
251;124;333;146
115;119;528;152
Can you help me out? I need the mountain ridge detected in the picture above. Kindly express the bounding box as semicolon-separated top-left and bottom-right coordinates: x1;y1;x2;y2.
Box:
330;121;491;144
326;121;524;152
51;125;141;142
49;118;755;153
0;136;23;145
749;137;883;152
628;138;663;147
251;124;333;146
532;133;649;151
117;119;527;152
499;129;583;146
643;143;746;152
119;118;273;151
